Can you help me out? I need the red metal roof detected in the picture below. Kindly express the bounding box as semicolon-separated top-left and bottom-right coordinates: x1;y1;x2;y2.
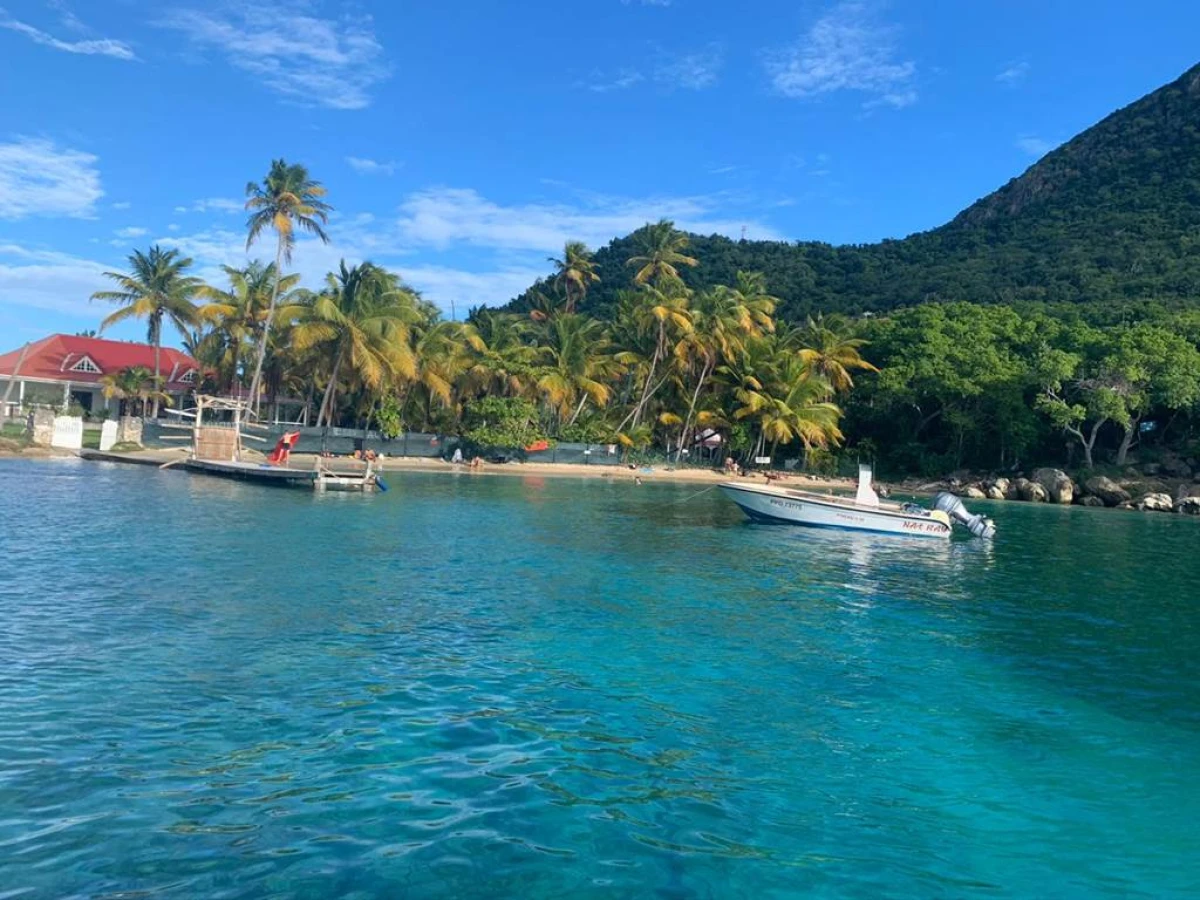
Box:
0;334;199;387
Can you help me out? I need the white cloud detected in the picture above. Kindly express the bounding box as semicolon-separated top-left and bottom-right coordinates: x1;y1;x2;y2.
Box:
190;197;243;214
394;187;782;253
148;185;781;315
996;61;1030;85
170;198;242;214
1016;135;1056;157
0;138;103;220
114;226;147;239
401;265;549;315
346;156;397;176
655;45;723;90
586;68;645;93
0;243;110;317
865;87;916;109
588;45;723;93
767;2;916;108
0;10;135;59
111;201;131;210
157;3;389;110
167;223;180;232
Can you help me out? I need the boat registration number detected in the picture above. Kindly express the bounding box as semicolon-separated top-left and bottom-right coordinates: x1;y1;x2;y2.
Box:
902;520;949;533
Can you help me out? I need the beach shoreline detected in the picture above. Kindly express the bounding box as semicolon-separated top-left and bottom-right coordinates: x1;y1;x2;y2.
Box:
0;444;861;492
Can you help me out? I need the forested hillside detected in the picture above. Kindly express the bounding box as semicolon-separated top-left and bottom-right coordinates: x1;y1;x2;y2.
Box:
512;63;1200;323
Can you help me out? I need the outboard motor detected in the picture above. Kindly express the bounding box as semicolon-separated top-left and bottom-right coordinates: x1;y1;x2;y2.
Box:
933;492;996;539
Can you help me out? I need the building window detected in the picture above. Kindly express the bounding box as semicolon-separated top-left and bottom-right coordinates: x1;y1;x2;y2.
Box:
70;356;101;374
179;369;197;384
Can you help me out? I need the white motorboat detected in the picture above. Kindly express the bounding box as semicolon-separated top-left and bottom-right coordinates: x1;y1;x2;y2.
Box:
719;465;995;539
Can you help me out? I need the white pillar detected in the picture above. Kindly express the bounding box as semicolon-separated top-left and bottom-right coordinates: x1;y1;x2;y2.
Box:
62;380;70;407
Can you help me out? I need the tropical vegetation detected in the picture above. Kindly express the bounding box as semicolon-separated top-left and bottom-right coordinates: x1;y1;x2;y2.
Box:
92;246;201;416
90;140;1200;478
509;63;1200;321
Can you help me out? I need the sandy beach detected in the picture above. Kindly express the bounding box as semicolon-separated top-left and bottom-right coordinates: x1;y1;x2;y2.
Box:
1;443;861;492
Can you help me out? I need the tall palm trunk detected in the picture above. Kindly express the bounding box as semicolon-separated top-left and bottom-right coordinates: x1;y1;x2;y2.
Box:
247;238;285;416
626;323;668;431
317;346;344;428
567;393;589;426
229;343;241;395
676;356;714;463
150;314;162;418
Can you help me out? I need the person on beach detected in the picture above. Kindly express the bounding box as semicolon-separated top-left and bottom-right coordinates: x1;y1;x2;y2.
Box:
452;447;463;464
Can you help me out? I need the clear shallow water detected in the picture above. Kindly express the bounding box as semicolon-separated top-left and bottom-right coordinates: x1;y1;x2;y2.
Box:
1;459;1197;899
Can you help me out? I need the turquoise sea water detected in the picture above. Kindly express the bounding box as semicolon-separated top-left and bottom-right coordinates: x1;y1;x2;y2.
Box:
1;459;1198;899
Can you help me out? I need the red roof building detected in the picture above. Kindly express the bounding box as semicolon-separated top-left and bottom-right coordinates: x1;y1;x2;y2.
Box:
0;334;199;415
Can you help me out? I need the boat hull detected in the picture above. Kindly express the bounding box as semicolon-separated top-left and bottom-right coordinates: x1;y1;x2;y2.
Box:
719;483;951;538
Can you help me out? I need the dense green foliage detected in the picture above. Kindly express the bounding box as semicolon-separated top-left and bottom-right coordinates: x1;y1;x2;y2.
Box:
100;202;853;462
93;246;203;415
848;304;1200;475
513;64;1200;321
460;397;547;452
97;60;1200;479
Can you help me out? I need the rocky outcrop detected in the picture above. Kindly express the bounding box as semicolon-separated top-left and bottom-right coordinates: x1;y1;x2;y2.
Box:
990;477;1010;496
1160;456;1193;479
963;486;987;499
1015;478;1048;502
1032;467;1075;504
1077;495;1106;507
985;485;1006;500
1176;496;1200;516
1136;492;1174;512
1083;475;1131;507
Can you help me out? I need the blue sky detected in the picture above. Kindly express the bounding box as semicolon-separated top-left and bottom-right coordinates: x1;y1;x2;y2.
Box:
1;0;1198;344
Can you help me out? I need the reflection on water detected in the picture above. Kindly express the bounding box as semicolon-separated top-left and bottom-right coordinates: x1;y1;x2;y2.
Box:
0;460;1197;898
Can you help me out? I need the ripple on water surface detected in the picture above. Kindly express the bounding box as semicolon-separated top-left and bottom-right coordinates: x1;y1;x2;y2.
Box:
0;459;1198;898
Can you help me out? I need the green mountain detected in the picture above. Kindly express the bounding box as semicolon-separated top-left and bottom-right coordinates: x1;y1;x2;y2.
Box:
512;62;1200;322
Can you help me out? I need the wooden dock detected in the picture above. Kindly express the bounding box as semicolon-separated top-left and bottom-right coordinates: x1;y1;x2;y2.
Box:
182;458;317;487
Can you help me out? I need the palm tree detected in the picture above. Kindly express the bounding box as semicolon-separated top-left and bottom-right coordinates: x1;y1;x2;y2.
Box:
536;314;620;424
291;261;418;427
724;339;843;461
525;287;568;324
460;310;539;399
549;241;600;314
92;245;201;416
672;276;778;460
616;285;694;430
196;262;302;392
626;219;698;287
789;314;878;393
99;366;171;417
244;159;332;414
401;318;474;430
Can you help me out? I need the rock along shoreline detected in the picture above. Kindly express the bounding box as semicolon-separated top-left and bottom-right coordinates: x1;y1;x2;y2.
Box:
901;466;1200;516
